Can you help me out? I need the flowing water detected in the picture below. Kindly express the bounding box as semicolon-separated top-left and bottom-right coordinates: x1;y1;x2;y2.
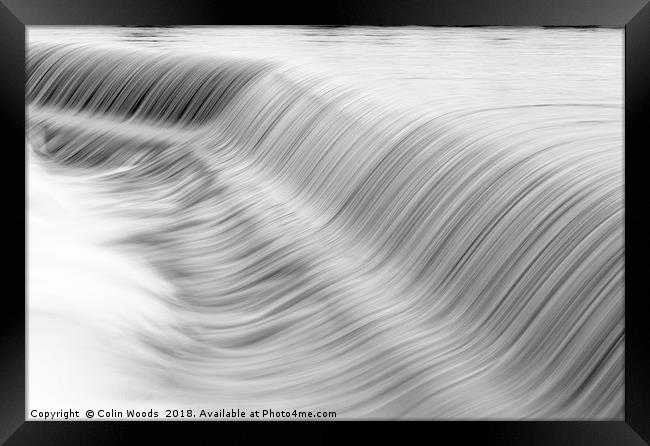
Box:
26;26;624;419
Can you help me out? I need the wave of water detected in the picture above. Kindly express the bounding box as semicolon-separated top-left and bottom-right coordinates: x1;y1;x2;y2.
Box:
26;29;624;419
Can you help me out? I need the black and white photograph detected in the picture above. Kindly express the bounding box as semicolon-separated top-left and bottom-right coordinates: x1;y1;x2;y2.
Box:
26;25;624;420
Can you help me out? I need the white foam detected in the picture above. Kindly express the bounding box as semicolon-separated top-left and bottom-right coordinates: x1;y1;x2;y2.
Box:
27;153;174;413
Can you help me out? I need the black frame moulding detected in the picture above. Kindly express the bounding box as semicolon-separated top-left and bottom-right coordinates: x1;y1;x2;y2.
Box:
2;0;648;444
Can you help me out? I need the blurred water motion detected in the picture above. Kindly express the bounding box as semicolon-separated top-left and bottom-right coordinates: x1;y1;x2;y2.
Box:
27;27;623;419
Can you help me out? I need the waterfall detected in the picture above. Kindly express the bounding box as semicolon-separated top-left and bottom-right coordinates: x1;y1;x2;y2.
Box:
26;34;623;419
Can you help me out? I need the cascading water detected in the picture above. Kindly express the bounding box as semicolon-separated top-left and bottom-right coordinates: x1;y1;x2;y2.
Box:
26;27;624;419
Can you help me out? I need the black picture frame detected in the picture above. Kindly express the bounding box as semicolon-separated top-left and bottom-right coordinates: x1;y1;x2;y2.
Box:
2;0;648;444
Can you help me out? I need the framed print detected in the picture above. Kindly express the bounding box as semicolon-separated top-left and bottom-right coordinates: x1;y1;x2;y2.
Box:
1;0;648;443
